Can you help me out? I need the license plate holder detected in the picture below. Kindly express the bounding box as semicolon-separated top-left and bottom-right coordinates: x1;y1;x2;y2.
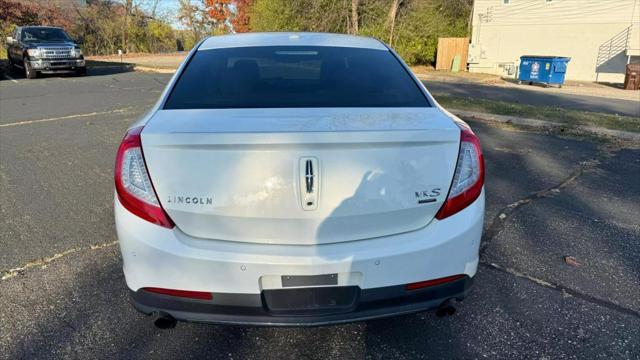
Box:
263;286;359;314
281;273;338;287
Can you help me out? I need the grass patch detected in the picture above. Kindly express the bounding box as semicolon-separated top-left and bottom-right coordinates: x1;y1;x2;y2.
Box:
437;96;640;133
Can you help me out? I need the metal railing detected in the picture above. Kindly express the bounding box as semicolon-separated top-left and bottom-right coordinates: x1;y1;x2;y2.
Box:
595;26;632;68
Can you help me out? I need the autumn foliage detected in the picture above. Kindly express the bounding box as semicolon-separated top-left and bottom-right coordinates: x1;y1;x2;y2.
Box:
232;0;252;33
205;0;233;23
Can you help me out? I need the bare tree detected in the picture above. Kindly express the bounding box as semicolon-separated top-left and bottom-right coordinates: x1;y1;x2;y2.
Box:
350;0;359;34
387;0;402;45
150;0;160;18
178;0;203;41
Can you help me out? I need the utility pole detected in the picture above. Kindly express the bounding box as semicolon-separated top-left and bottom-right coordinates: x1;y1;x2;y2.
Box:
468;0;475;38
122;0;133;53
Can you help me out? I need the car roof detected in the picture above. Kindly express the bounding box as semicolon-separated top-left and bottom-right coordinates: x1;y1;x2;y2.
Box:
198;32;388;51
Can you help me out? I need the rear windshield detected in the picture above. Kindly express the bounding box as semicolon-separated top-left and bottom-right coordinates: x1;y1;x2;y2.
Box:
164;46;430;109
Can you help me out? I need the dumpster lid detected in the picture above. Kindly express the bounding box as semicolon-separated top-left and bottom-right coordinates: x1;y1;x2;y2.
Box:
521;55;571;60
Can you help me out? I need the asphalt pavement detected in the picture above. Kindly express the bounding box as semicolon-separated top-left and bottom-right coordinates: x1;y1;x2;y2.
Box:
1;70;639;359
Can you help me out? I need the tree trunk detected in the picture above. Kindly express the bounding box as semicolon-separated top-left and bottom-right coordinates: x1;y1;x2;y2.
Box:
151;0;160;18
351;0;359;34
387;0;401;45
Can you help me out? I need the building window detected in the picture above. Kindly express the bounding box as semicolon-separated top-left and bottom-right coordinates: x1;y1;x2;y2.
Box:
503;0;510;4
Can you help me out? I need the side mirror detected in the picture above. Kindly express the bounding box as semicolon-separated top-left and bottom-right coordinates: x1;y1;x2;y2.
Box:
75;37;84;45
6;37;15;45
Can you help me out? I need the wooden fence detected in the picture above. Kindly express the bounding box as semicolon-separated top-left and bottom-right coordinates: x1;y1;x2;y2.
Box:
436;37;469;71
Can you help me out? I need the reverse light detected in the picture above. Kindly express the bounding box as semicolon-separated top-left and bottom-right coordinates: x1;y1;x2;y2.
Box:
142;287;213;300
435;125;484;220
115;127;174;228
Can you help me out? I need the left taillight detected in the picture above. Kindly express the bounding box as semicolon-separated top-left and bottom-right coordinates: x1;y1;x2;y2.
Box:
435;125;485;220
115;126;174;228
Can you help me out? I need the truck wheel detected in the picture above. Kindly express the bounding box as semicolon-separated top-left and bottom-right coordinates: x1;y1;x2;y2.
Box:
24;58;37;79
75;67;87;76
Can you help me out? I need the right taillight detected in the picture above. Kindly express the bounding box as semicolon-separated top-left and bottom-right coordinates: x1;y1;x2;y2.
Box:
435;126;484;220
142;287;213;300
115;126;174;228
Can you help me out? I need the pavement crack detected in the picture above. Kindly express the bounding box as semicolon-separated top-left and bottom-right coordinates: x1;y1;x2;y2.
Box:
1;240;118;281
480;157;600;255
480;261;640;319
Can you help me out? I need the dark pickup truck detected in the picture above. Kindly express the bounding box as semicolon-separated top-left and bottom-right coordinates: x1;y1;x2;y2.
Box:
5;26;86;79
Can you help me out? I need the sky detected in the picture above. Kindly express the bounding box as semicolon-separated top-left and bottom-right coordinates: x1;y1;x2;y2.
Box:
137;0;184;28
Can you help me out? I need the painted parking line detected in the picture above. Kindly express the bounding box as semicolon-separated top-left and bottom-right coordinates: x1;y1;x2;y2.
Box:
0;107;135;128
3;74;19;83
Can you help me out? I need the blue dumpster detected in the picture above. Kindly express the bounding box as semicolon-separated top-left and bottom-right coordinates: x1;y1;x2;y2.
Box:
518;56;571;87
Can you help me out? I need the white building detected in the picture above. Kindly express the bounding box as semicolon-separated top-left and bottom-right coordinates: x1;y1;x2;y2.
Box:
468;0;640;82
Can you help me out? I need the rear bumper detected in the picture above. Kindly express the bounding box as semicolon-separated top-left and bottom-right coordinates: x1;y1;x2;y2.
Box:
116;190;484;325
130;275;473;326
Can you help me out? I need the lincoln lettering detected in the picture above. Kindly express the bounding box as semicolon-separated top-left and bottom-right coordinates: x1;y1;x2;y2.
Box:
167;196;213;205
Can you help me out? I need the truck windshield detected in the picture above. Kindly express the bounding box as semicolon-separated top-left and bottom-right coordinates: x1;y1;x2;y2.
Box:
164;46;430;109
22;28;71;42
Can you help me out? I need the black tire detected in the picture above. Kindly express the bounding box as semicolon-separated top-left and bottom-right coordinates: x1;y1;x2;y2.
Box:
75;67;87;76
24;58;37;79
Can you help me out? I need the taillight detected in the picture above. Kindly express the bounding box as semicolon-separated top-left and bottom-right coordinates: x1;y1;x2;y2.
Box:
142;287;213;300
406;274;466;291
115;127;174;228
435;126;484;220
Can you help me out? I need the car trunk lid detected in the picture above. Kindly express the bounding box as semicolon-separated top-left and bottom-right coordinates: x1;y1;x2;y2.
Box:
141;107;460;245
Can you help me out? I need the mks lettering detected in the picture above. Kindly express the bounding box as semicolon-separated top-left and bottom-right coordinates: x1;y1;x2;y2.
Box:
415;188;441;199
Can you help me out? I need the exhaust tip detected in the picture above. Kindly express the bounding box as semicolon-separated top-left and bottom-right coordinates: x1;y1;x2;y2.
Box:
435;299;456;318
152;311;177;329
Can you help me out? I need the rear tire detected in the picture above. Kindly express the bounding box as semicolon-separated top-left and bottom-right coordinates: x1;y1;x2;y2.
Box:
24;58;37;79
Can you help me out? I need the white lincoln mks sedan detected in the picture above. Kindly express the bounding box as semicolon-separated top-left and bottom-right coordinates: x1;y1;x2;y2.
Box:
114;32;485;327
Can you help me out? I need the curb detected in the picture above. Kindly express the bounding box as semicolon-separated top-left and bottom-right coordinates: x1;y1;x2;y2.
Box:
450;108;640;142
132;65;176;74
86;63;175;74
